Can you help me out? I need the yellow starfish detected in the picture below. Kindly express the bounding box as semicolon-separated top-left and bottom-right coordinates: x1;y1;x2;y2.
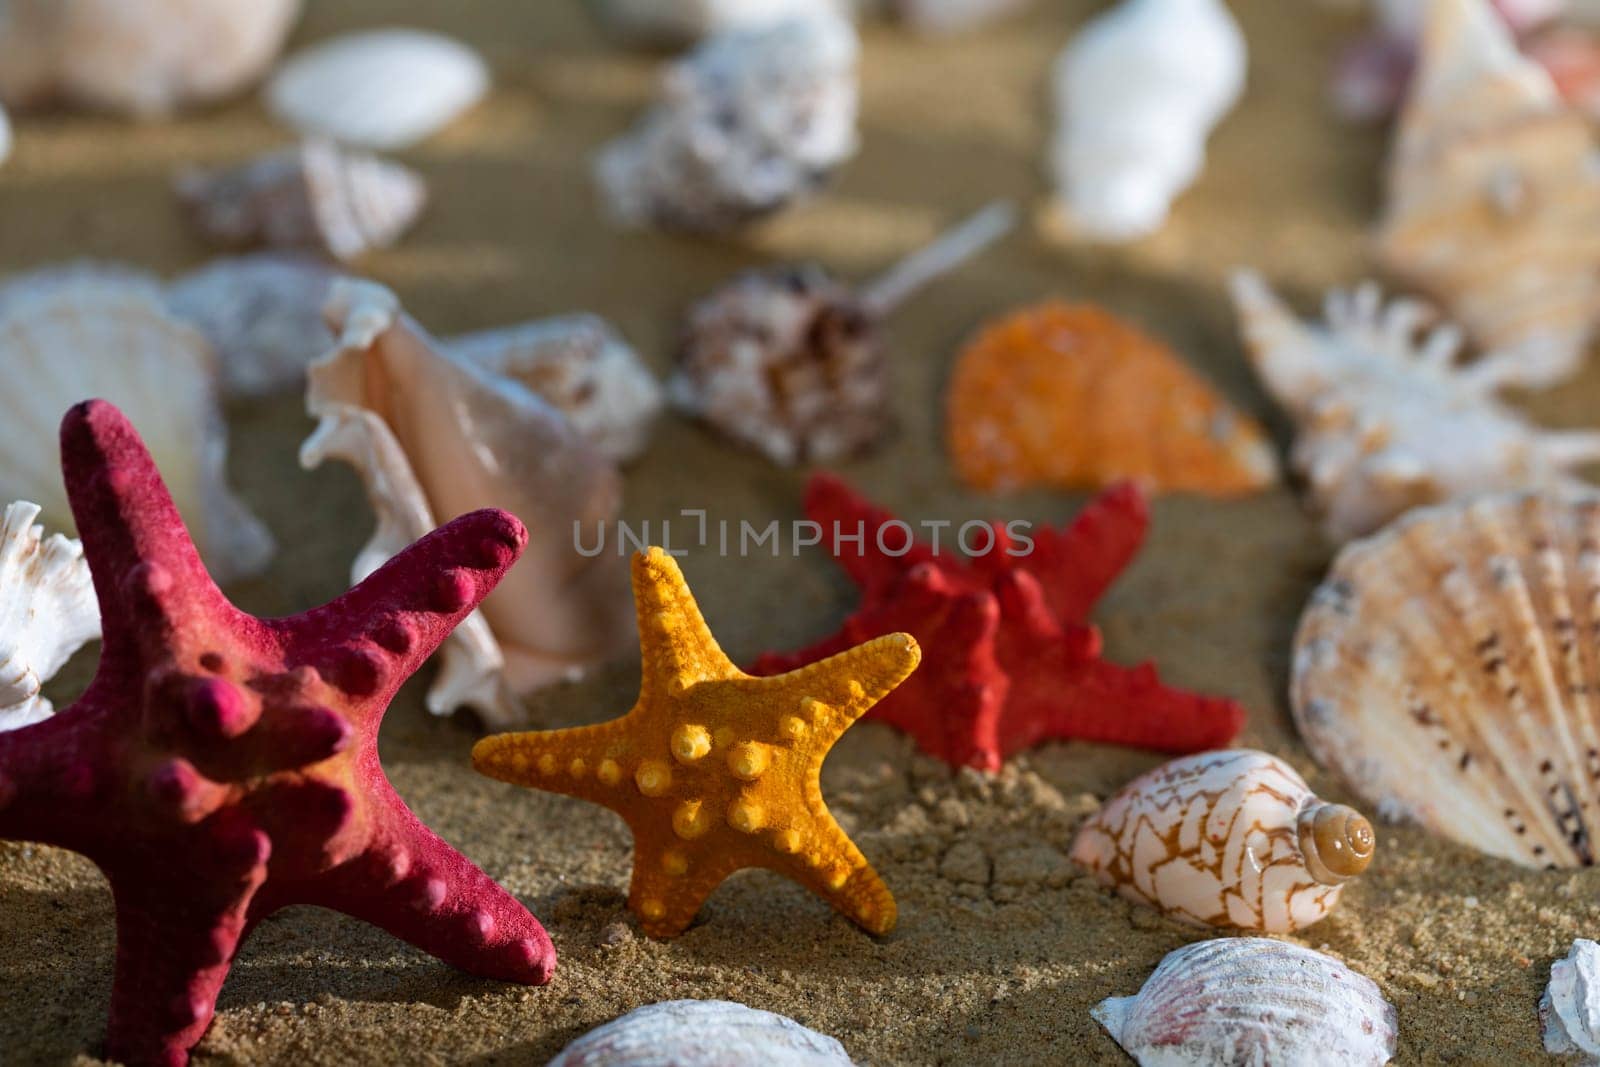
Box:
473;547;920;938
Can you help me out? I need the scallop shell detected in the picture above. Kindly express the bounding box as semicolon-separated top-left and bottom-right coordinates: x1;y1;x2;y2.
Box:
301;279;630;727
1374;0;1600;386
547;1000;856;1067
0;0;301;117
885;0;1033;33
1049;0;1245;242
0;265;274;584
1230;270;1600;543
595;15;860;233
174;139;427;262
266;29;489;150
1071;749;1375;932
1542;939;1600;1060
946;301;1279;497
0;501;98;732
1094;938;1398;1066
442;316;662;465
585;0;847;46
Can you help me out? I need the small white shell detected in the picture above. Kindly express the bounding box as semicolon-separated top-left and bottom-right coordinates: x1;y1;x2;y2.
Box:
1543;940;1600;1061
587;0;846;46
1050;0;1245;242
0;501;98;732
547;1000;856;1067
266;29;489;150
1094;938;1398;1066
442;316;662;464
0;265;274;584
166;254;341;399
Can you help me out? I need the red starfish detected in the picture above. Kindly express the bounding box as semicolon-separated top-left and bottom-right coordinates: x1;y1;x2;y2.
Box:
0;401;554;1067
752;474;1246;771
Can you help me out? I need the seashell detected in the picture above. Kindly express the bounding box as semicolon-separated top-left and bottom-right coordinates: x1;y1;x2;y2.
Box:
1071;749;1375;932
673;202;1013;465
1093;938;1398;1066
946;301;1278;498
0;501;98;732
266;29;490;150
884;0;1033;34
1230;270;1600;542
547;1000;856;1067
1377;0;1564;37
595;15;860;233
1292;491;1600;868
1542;940;1600;1060
585;0;848;47
1048;0;1245;242
442;316;662;465
174;139;427;263
1526;26;1600;120
0;265;274;584
166;253;341;399
301;279;630;728
0;0;301;117
1374;0;1600;386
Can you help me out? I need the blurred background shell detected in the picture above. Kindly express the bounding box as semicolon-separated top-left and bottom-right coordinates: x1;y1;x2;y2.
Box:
882;0;1034;34
0;501;98;732
547;1000;857;1067
584;0;846;46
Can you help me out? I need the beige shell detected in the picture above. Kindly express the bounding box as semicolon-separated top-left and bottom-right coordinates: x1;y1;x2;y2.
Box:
0;0;301;117
1230;270;1600;542
174;139;427;263
1292;491;1600;868
1374;0;1600;387
547;1000;855;1067
1542;939;1600;1060
301;280;631;728
0;501;98;732
1070;749;1375;933
0;264;274;584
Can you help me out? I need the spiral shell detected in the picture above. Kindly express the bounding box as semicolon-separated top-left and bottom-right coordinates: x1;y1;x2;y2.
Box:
0;502;98;732
1071;749;1375;932
548;1000;856;1067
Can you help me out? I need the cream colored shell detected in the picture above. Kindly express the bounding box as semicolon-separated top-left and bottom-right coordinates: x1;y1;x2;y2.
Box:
1070;749;1375;933
0;501;98;732
547;1000;855;1067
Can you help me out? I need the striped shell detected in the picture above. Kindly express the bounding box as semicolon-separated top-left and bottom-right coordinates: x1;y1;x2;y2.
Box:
1094;938;1397;1066
1293;491;1600;867
548;1000;855;1067
0;501;98;732
1071;749;1375;933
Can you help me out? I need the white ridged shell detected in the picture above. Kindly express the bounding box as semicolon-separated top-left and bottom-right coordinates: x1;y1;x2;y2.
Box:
1093;938;1398;1066
1293;491;1600;868
0;265;274;584
0;501;98;732
1542;939;1600;1060
547;1000;856;1067
266;29;489;150
587;0;846;45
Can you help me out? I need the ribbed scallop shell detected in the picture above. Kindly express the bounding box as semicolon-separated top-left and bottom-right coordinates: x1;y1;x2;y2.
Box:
266;29;489;150
1093;938;1398;1066
0;265;274;584
1293;491;1600;867
1542;939;1600;1059
548;1000;856;1067
585;0;846;46
0;501;98;732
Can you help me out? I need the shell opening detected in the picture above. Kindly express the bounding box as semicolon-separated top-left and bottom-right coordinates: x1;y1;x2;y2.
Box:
1297;801;1376;884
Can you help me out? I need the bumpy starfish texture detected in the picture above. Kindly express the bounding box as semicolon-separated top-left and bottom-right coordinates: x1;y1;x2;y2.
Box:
474;547;917;939
0;401;554;1067
752;474;1246;771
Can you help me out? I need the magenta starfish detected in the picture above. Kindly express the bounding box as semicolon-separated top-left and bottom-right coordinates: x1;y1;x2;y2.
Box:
0;401;554;1067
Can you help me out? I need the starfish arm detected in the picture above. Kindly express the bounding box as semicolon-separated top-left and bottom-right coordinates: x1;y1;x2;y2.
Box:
630;549;739;696
472;719;635;806
627;839;737;938
802;474;940;594
773;821;898;936
754;632;921;746
1024;481;1149;625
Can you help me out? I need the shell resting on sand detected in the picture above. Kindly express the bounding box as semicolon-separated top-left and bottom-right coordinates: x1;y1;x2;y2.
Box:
547;1000;857;1066
1542;939;1600;1060
0;501;99;732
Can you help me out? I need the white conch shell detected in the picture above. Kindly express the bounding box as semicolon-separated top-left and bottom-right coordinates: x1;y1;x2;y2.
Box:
587;0;848;46
1543;940;1600;1061
1049;0;1245;242
301;280;630;728
1229;270;1600;543
1293;491;1600;868
1375;0;1600;386
174;139;427;263
547;1000;856;1067
0;265;274;584
1071;749;1376;933
266;29;489;150
167;254;341;399
0;0;301;117
442;316;662;465
595;15;860;233
0;501;98;732
1093;938;1398;1066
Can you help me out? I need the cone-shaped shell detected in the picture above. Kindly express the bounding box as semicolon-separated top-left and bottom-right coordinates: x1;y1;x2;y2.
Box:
1293;491;1600;868
0;501;98;731
1374;0;1600;386
301;280;630;727
946;302;1278;497
1071;749;1375;932
1093;938;1398;1066
547;1000;856;1066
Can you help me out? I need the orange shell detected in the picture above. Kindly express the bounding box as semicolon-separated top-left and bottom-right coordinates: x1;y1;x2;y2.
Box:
945;302;1279;496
